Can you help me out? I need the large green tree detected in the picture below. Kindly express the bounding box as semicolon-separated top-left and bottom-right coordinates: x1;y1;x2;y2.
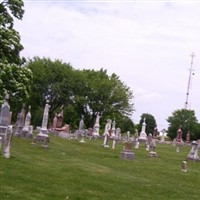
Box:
26;58;134;131
26;57;75;126
0;0;33;116
0;0;25;65
74;69;134;130
138;113;157;135
167;109;200;140
0;63;32;108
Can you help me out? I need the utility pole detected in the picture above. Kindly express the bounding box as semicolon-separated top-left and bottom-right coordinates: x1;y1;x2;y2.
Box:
184;52;195;109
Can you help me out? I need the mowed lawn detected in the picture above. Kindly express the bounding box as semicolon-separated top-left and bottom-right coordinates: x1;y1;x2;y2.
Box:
1;134;200;200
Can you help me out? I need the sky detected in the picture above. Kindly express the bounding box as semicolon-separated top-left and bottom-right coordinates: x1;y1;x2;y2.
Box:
14;0;200;131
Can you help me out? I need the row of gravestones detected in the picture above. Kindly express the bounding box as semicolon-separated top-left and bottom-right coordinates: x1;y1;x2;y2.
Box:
1;94;199;162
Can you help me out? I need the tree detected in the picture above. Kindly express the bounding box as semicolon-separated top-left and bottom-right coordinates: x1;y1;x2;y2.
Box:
115;115;135;134
26;57;75;126
75;69;134;129
167;109;200;140
0;63;32;107
26;58;135;130
138;113;157;135
0;0;33;119
0;0;25;65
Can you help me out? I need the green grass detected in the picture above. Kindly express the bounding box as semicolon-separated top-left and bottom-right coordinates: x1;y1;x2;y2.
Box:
1;135;200;200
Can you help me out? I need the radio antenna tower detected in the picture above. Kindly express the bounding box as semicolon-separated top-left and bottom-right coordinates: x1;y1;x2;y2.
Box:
184;52;195;109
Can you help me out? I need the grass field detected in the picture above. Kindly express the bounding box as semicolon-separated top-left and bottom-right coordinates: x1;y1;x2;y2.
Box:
1;134;200;200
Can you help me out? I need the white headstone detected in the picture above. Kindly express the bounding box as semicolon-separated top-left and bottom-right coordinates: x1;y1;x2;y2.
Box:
41;100;50;134
103;119;112;147
138;118;147;142
93;113;100;136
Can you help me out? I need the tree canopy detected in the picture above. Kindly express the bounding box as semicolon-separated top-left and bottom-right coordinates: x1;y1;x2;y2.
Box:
0;0;25;65
167;109;200;140
0;0;32;110
25;57;134;131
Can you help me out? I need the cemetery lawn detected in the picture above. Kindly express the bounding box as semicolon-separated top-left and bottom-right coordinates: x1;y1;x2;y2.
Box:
1;135;200;200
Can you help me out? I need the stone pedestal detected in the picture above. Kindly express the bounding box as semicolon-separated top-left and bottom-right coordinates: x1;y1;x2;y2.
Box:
32;133;50;148
120;141;134;160
121;150;134;160
138;118;147;142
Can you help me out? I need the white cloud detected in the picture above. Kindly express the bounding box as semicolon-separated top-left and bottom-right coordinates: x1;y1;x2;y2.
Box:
14;1;200;130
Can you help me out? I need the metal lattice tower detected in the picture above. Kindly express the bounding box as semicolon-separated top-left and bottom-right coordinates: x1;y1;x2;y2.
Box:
184;52;195;109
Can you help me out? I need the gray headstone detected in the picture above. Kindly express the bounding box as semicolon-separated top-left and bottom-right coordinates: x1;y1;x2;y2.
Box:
187;141;200;161
0;94;10;127
23;105;31;131
41;100;50;133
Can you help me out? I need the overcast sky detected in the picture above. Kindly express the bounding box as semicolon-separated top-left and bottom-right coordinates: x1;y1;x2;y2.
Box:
14;0;200;131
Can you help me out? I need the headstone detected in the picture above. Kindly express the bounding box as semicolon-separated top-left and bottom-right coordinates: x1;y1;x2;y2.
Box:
22;105;32;138
0;93;13;158
52;113;57;131
8;112;12;125
0;93;10;127
32;101;50;148
102;119;112;148
135;139;140;149
146;133;158;157
56;107;63;128
120;140;134;160
17;103;26;135
127;131;130;140
41;100;50;134
87;128;93;139
0;136;2;149
138;118;147;142
79;116;86;143
93;113;100;137
185;131;190;144
181;161;187;172
111;118;116;138
176;127;183;143
153;126;158;139
186;141;200;161
174;127;184;152
3;125;13;158
160;129;166;143
24;106;31;130
116;128;121;139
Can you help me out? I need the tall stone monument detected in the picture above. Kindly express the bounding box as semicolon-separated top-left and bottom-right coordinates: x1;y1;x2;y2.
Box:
111;118;116;138
0;93;13;158
138;118;147;142
93;113;100;137
22;105;32;138
41;100;50;134
16;103;26;136
0;93;10;127
79;116;86;143
102;119;112;148
174;127;184;152
32;100;50;148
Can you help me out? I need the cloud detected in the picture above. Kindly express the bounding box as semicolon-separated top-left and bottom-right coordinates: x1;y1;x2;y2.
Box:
14;1;200;130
